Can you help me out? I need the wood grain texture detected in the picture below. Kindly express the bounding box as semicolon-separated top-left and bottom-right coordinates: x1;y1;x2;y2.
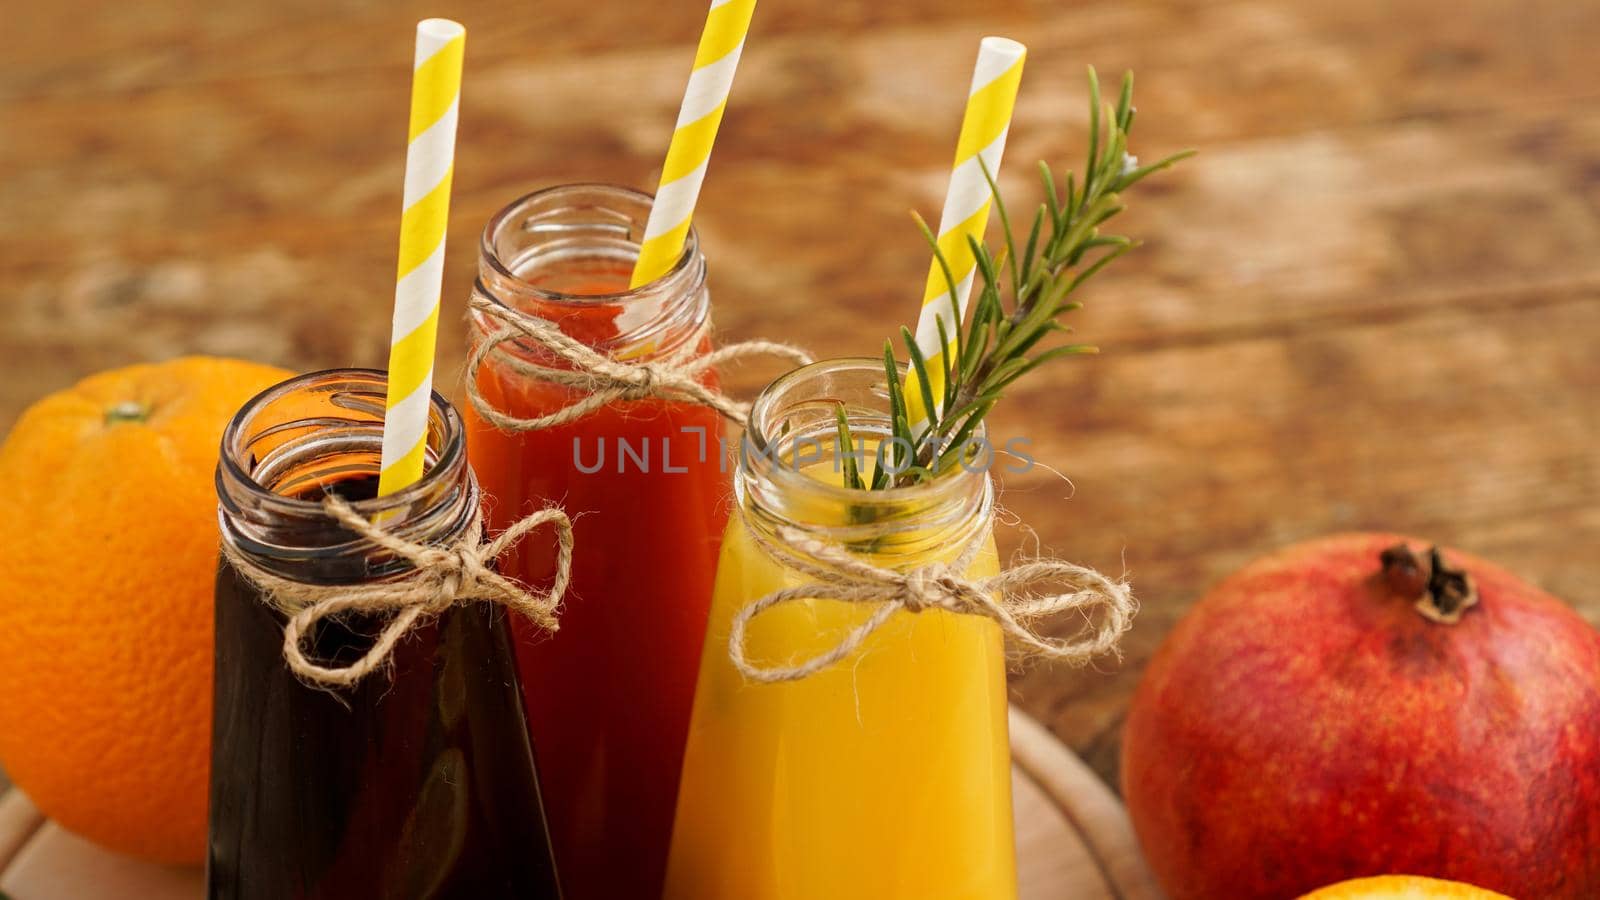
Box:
1;0;1596;795
0;792;43;875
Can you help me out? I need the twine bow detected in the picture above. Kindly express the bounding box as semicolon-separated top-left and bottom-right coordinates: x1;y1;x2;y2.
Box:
466;295;812;432
222;496;573;690
729;523;1136;683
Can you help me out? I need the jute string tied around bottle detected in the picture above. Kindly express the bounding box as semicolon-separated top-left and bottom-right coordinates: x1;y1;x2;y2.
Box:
222;495;574;690
466;295;813;431
729;522;1137;683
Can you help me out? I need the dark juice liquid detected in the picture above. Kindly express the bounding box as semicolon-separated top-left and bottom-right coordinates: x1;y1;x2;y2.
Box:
207;474;563;900
465;267;727;899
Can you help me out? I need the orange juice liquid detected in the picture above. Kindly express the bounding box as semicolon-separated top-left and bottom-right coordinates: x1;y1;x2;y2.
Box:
665;466;1017;899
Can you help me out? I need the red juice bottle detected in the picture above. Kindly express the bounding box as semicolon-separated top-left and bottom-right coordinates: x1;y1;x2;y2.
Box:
463;184;726;898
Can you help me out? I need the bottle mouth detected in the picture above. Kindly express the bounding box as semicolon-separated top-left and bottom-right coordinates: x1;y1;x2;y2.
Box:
473;183;709;358
739;357;992;551
216;368;474;580
480;183;700;301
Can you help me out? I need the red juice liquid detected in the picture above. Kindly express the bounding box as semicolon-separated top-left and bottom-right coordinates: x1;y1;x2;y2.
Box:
463;263;726;899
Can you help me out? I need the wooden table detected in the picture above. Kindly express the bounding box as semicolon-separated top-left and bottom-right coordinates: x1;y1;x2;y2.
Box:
1;0;1596;792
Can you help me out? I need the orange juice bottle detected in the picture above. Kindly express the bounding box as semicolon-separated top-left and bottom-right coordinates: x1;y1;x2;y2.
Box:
665;358;1017;899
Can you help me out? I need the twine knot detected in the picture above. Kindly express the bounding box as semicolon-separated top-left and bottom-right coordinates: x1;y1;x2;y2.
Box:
729;523;1136;684
466;295;812;432
222;495;574;690
900;563;980;613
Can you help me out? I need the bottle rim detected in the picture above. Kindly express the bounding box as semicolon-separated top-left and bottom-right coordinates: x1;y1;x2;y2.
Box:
478;182;702;306
471;183;712;363
738;357;994;551
216;367;475;580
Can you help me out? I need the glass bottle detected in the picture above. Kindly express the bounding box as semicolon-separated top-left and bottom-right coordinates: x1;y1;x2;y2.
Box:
463;184;725;899
209;368;563;900
665;358;1018;899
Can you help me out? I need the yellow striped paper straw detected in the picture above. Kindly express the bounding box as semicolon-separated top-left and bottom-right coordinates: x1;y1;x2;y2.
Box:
628;0;757;290
378;18;466;497
906;37;1026;425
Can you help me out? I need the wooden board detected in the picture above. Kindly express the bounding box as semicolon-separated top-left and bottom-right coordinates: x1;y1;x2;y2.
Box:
0;709;1159;899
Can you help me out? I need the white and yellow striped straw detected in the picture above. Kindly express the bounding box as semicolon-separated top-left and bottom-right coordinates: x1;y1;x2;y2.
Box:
377;18;466;497
628;0;757;290
906;37;1026;425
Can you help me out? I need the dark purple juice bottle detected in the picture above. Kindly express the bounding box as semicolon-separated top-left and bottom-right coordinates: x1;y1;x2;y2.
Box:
207;369;562;900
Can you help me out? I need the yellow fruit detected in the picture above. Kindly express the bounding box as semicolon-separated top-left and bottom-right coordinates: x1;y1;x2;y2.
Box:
1298;875;1516;899
0;357;293;863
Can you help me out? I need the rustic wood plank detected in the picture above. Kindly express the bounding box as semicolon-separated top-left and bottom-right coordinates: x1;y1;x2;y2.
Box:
0;820;202;898
1001;285;1599;782
6;55;1599;353
1010;708;1161;900
0;792;44;875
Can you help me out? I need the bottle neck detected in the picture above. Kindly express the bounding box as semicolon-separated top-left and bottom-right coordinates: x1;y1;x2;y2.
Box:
216;368;477;585
738;358;994;565
469;183;711;364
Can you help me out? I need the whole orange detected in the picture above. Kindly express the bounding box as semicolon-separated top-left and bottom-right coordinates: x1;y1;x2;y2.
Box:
1298;875;1514;899
0;356;292;864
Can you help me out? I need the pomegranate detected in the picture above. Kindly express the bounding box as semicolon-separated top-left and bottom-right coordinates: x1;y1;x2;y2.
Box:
1122;534;1600;899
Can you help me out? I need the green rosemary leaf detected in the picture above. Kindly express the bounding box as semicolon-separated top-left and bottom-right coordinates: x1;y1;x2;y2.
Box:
869;453;889;491
960;318;991;384
1056;195;1118;262
834;402;863;490
1067;242;1135;295
893;407;916;455
1084;66;1102;203
914;209;970;380
902;325;940;433
989;284;1061;362
999;344;1100;389
1115;149;1198;191
882;339;905;441
1081;234;1133;252
1040;161;1061;223
935;314;955;413
968;235;1002;301
970;274;1004;351
986;354;1031;389
979;157;1022;304
935;398;996;469
940;393;995;435
1116;71;1134;131
1097;128;1128;190
913;211;964;314
1006;317;1063;358
1018;207;1044;302
1090;202;1125;230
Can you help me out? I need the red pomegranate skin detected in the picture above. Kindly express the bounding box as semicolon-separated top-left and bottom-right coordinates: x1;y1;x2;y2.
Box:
1122;533;1600;900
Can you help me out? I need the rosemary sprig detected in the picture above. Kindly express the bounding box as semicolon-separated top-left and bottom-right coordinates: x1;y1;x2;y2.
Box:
842;67;1193;490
